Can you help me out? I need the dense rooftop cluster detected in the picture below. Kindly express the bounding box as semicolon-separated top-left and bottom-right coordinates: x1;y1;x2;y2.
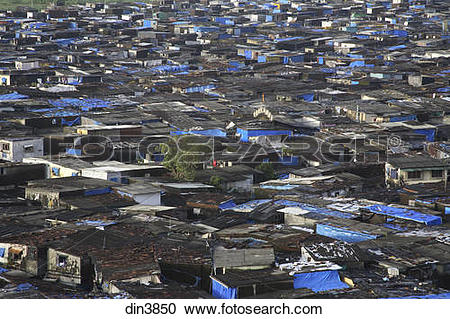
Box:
0;0;449;299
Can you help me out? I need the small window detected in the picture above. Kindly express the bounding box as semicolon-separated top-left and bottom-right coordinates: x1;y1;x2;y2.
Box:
9;248;23;261
57;255;67;267
407;171;422;179
432;170;443;178
2;143;10;151
12;253;21;261
23;145;34;153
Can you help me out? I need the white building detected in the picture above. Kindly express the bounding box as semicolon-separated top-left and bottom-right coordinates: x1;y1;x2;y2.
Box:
113;184;161;206
0;137;44;162
15;59;41;71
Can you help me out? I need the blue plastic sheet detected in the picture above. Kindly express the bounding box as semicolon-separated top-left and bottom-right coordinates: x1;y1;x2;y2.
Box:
258;55;267;63
75;220;116;227
219;199;237;210
316;224;379;243
390;115;417;122
236;128;292;142
301;93;314;102
48;98;111;111
30;107;63;113
66;148;81;156
293;271;349;292
0;92;28;100
54;38;76;46
193;26;220;33
150;64;189;74
413;129;435;142
274;36;304;43
0;247;5;257
61;117;80;126
193;106;209;113
349;60;365;68
0;267;8;274
260;184;298;190
15;283;36;291
170;129;226;137
84;187;111;196
143;19;153;27
388;44;407;51
230;199;271;212
184;84;215;93
365;205;442;226
320;68;335;73
211;279;237;299
383;223;407;231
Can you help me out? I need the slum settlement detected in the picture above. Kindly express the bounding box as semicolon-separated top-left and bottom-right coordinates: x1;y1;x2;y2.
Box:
0;0;450;299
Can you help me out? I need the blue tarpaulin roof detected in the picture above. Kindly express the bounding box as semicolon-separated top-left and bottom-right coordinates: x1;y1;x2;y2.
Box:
274;36;304;42
211;278;237;299
15;283;37;292
349;60;365;68
75;220;116;227
219;199;236;210
170;129;226;137
365;205;442;226
437;87;450;93
388;44;407;51
48;98;112;111
293;270;349;292
150;64;189;73
260;184;298;190
316;224;379;243
0;92;28;100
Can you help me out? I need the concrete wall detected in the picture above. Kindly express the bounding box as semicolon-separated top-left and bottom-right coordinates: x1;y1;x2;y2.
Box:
0;164;46;186
47;248;82;285
0;244;45;276
25;189;61;208
0;243;28;268
15;60;40;70
23;158;80;178
134;192;161;206
81;169;121;182
0;138;44;162
386;163;448;186
213;247;274;268
284;213;317;228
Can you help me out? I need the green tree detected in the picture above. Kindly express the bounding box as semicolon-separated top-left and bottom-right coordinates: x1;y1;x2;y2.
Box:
210;175;224;188
256;162;276;180
158;136;212;181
